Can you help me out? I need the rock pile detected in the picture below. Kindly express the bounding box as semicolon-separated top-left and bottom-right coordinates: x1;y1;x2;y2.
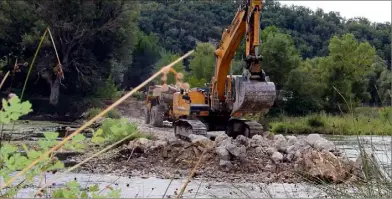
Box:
123;133;362;184
213;132;359;183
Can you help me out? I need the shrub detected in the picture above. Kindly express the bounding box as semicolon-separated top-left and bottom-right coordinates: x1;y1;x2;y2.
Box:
269;113;392;135
92;118;151;145
87;108;121;120
132;91;145;101
307;115;325;127
0;95;97;197
87;108;102;119
270;122;288;133
107;109;121;119
95;77;120;99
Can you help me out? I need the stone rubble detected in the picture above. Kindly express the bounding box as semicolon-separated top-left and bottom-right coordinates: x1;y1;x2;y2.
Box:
124;132;366;184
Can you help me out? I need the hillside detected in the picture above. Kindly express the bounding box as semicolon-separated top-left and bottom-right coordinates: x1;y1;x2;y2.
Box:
138;0;390;63
0;0;390;116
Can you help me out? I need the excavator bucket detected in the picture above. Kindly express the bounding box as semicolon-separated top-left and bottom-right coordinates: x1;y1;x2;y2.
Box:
232;76;276;116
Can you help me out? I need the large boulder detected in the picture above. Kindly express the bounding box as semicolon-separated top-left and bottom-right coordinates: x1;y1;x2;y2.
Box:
215;133;229;146
216;146;231;161
296;150;357;183
305;134;322;146
274;134;288;153
226;143;246;159
189;134;214;149
128;138;154;153
286;136;298;146
235;135;250;147
250;134;268;147
266;147;277;156
313;139;336;152
271;152;284;164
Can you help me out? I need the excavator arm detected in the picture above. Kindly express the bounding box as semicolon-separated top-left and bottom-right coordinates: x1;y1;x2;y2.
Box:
211;0;276;116
172;0;276;140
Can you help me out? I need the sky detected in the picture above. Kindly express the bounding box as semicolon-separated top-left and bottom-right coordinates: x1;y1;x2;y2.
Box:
278;1;391;23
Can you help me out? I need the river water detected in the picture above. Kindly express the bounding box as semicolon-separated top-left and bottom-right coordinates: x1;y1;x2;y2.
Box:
5;134;392;198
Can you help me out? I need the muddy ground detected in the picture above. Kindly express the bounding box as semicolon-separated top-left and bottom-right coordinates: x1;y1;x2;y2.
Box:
66;98;363;184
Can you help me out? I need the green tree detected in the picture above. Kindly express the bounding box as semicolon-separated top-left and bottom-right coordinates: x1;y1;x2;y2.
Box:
377;67;392;105
230;60;244;75
283;59;326;115
153;50;185;85
322;33;376;111
187;42;215;87
261;25;280;41
124;32;162;88
260;28;301;89
0;0;140;105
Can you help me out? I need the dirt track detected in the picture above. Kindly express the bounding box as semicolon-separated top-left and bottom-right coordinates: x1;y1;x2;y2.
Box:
114;98;177;141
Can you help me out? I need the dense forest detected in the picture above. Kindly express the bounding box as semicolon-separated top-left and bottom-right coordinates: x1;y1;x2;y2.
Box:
0;0;390;117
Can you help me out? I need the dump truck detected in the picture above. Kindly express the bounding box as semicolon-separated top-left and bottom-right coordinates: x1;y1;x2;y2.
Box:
143;85;178;127
144;84;212;128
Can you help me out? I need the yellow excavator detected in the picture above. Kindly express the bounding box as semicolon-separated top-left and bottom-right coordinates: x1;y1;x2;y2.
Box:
146;0;276;139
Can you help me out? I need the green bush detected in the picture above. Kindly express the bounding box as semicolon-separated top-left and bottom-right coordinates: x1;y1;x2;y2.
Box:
92;118;151;145
307;115;325;127
107;109;121;119
87;108;121;120
0;96;96;197
269;112;392;135
132;91;145;101
95;77;120;99
87;108;102;119
270;122;288;134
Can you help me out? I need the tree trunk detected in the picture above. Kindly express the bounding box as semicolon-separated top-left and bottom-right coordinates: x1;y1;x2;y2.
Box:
50;78;60;105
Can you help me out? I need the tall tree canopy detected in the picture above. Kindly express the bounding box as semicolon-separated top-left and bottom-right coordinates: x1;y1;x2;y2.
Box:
0;0;140;106
0;0;390;116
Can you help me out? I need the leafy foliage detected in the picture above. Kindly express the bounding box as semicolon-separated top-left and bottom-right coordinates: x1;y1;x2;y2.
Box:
124;32;162;88
52;181;121;198
86;108;121;120
269;109;392;135
132;91;145;101
0;0;390;117
261;28;301;89
95;77;121;99
0;95;86;197
92;118;151;146
153;50;186;85
0;96;32;124
0;0;140;106
186;43;215;87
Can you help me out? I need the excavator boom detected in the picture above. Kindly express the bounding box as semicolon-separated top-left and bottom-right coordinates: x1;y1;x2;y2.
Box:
211;0;276;116
171;0;277;140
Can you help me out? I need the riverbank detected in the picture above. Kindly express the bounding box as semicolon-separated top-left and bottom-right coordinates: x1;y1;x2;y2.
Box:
2;97;391;198
268;107;392;135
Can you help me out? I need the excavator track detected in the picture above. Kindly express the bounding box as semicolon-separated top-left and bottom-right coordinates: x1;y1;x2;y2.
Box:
226;118;264;138
173;119;207;142
243;120;264;137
